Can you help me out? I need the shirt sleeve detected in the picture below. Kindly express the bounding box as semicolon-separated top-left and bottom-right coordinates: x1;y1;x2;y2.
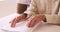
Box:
24;0;38;18
17;0;31;5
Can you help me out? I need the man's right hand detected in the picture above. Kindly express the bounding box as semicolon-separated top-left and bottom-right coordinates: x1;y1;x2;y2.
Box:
10;13;27;27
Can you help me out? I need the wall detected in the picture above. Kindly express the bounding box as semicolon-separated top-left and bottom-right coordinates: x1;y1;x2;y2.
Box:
0;0;16;18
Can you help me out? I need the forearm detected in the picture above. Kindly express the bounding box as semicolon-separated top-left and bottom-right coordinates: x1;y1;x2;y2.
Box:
17;3;27;14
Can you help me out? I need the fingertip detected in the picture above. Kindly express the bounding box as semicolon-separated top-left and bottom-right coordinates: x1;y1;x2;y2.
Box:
11;24;15;28
27;23;34;28
28;25;34;28
10;22;16;28
11;26;15;27
9;21;11;23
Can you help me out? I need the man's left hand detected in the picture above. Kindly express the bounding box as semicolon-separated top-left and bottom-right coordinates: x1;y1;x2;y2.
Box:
27;14;46;27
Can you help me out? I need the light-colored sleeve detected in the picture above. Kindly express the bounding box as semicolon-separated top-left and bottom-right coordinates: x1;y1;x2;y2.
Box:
26;0;39;17
45;0;60;25
17;0;31;5
45;14;60;24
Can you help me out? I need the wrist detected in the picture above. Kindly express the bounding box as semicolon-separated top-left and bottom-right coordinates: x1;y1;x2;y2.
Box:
39;14;46;21
22;13;28;17
41;15;47;22
43;17;47;22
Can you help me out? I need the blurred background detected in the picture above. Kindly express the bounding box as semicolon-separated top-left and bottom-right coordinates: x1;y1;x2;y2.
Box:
0;0;16;18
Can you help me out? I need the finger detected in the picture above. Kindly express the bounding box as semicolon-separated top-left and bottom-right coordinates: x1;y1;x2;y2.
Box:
28;19;36;27
9;21;11;23
27;16;34;21
13;17;22;23
15;18;23;23
11;19;17;27
16;16;27;23
28;19;42;27
27;16;35;27
9;18;16;23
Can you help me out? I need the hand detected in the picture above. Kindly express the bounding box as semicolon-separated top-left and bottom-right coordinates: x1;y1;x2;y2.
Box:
10;13;27;27
27;14;46;27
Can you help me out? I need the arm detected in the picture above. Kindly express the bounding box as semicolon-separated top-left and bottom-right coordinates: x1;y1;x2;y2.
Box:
45;0;60;25
27;0;60;25
27;0;38;17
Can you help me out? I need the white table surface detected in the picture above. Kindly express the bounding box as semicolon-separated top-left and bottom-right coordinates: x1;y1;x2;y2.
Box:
0;13;60;32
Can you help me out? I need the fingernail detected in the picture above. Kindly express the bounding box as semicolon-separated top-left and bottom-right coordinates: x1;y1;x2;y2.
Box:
11;25;15;27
